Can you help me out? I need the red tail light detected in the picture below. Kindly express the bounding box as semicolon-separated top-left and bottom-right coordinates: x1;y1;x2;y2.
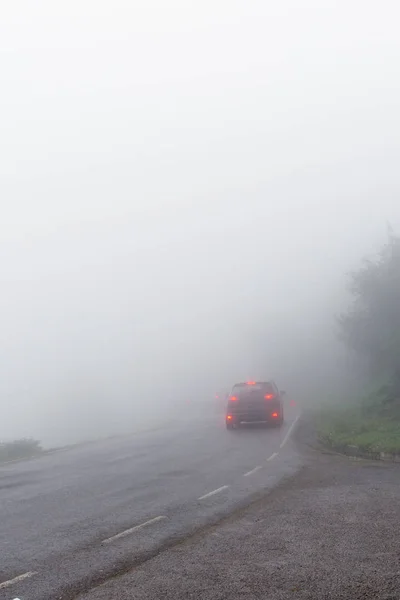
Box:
246;381;256;385
226;415;233;420
265;394;275;400
229;396;238;401
271;412;279;418
290;400;296;407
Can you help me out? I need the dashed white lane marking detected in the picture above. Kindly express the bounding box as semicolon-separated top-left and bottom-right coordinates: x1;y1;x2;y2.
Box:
0;571;37;590
102;516;167;544
280;415;300;449
267;452;278;461
198;485;229;500
243;465;263;477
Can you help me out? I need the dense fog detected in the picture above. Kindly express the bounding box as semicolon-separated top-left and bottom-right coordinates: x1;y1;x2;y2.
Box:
1;0;400;446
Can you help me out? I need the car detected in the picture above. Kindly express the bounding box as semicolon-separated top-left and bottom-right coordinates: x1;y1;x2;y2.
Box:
215;390;229;402
213;390;229;414
225;381;285;429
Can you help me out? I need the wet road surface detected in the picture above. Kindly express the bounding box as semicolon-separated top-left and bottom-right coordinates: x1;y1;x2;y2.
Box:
0;406;301;599
76;424;400;600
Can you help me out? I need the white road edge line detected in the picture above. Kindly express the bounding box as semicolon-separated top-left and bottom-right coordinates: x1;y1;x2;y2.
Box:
102;516;167;544
267;452;278;461
243;465;263;477
198;485;229;500
279;415;301;449
0;571;37;590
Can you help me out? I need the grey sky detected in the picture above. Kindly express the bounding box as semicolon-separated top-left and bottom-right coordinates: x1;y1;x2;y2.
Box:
1;0;400;443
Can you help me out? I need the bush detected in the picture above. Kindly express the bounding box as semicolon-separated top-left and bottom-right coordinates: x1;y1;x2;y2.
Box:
0;438;42;462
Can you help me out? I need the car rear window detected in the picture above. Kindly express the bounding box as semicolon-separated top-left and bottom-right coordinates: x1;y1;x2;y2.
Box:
232;382;275;396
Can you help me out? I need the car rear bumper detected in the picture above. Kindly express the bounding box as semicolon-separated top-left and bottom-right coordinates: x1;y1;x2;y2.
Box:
226;410;281;423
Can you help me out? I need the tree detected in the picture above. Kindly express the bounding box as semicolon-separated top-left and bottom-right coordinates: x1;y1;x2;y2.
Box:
338;232;400;403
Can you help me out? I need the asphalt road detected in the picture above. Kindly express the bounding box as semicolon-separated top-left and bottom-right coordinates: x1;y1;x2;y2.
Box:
0;403;301;600
77;422;400;600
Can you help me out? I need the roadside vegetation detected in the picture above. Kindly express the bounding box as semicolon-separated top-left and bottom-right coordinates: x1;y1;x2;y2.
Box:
317;404;400;454
318;231;400;454
0;438;43;463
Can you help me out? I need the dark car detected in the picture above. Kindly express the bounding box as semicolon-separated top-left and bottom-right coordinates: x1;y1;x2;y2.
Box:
225;381;285;429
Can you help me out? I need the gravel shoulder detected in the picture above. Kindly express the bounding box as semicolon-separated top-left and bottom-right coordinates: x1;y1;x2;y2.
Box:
78;420;400;600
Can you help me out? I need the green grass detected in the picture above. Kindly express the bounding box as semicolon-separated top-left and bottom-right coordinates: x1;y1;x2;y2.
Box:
317;407;400;454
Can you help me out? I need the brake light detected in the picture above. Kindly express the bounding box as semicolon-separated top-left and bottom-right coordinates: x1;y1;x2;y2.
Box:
264;394;275;400
226;415;233;420
271;412;279;418
246;381;256;385
229;396;238;401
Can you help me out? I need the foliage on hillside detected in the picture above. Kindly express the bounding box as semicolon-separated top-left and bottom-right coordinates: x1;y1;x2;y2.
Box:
338;231;400;415
0;438;42;462
318;232;400;454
